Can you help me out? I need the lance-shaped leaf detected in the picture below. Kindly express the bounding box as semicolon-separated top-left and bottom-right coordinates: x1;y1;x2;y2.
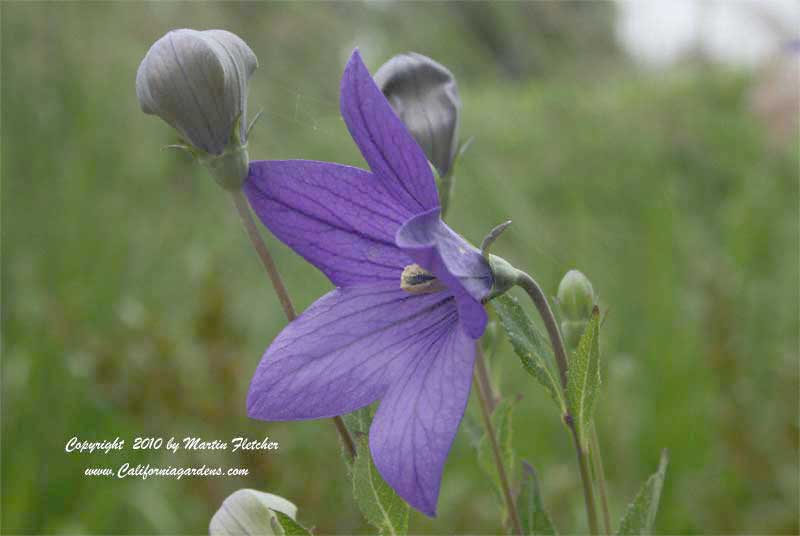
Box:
492;295;565;411
352;435;409;535
477;398;517;502
566;307;601;449
518;461;558;535
340;405;374;465
617;449;669;535
343;405;374;436
272;511;312;536
209;489;298;536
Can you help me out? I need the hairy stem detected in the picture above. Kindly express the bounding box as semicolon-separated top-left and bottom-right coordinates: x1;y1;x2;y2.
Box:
230;189;357;461
513;272;569;389
474;370;523;535
514;270;599;534
231;190;297;320
590;423;612;534
475;344;498;413
570;423;600;535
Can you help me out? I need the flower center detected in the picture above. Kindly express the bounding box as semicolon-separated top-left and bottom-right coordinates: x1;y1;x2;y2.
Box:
400;264;446;295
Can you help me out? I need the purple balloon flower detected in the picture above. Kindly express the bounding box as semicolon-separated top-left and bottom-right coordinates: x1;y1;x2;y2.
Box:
244;50;493;517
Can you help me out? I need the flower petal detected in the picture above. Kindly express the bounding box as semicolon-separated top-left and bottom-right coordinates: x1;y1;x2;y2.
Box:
247;282;457;421
369;321;476;517
204;29;259;144
340;49;440;214
396;208;492;339
245;160;414;286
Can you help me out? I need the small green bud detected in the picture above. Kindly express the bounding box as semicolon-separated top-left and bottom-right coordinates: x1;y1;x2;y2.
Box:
561;320;586;354
557;270;596;354
557;270;595;322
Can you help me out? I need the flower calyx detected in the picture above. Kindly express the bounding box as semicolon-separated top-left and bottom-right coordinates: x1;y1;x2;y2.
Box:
479;220;520;301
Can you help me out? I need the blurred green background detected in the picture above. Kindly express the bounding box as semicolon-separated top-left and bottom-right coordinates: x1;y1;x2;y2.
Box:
2;2;798;534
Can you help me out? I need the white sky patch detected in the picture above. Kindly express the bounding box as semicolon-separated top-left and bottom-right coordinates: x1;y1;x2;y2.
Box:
616;0;800;69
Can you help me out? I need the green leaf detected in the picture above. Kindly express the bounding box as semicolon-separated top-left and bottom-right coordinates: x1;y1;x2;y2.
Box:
462;412;484;449
273;511;312;536
566;307;601;449
343;405;373;435
518;461;557;535
341;405;374;465
492;294;565;411
352;435;409;536
478;398;517;498
617;449;669;535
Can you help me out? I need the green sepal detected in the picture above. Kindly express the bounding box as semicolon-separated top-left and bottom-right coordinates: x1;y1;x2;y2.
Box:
200;142;249;191
166;113;249;191
198;114;249;190
272;511;312;536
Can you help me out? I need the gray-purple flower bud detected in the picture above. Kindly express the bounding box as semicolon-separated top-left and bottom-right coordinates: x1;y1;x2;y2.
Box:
374;52;461;178
136;29;257;189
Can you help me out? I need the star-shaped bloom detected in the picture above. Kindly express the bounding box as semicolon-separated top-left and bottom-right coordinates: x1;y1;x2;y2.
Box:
244;50;492;517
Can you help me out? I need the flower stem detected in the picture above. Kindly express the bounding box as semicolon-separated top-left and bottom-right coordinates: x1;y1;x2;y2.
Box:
231;190;296;320
475;344;498;413
230;189;357;461
569;425;600;535
513;270;599;535
590;423;612;534
513;272;569;390
473;365;522;535
438;172;455;219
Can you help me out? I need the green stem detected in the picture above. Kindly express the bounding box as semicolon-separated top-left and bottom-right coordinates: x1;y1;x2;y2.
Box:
590;423;612;535
474;369;523;535
231;189;296;320
230;189;357;461
570;424;600;535
513;270;599;535
438;172;455;219
475;344;498;413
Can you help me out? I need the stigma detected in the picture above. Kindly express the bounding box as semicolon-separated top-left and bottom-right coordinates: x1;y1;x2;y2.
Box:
401;264;446;295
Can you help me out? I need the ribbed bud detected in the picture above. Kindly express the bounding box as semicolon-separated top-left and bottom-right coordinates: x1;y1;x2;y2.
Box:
374;52;461;178
137;29;257;189
209;489;297;535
